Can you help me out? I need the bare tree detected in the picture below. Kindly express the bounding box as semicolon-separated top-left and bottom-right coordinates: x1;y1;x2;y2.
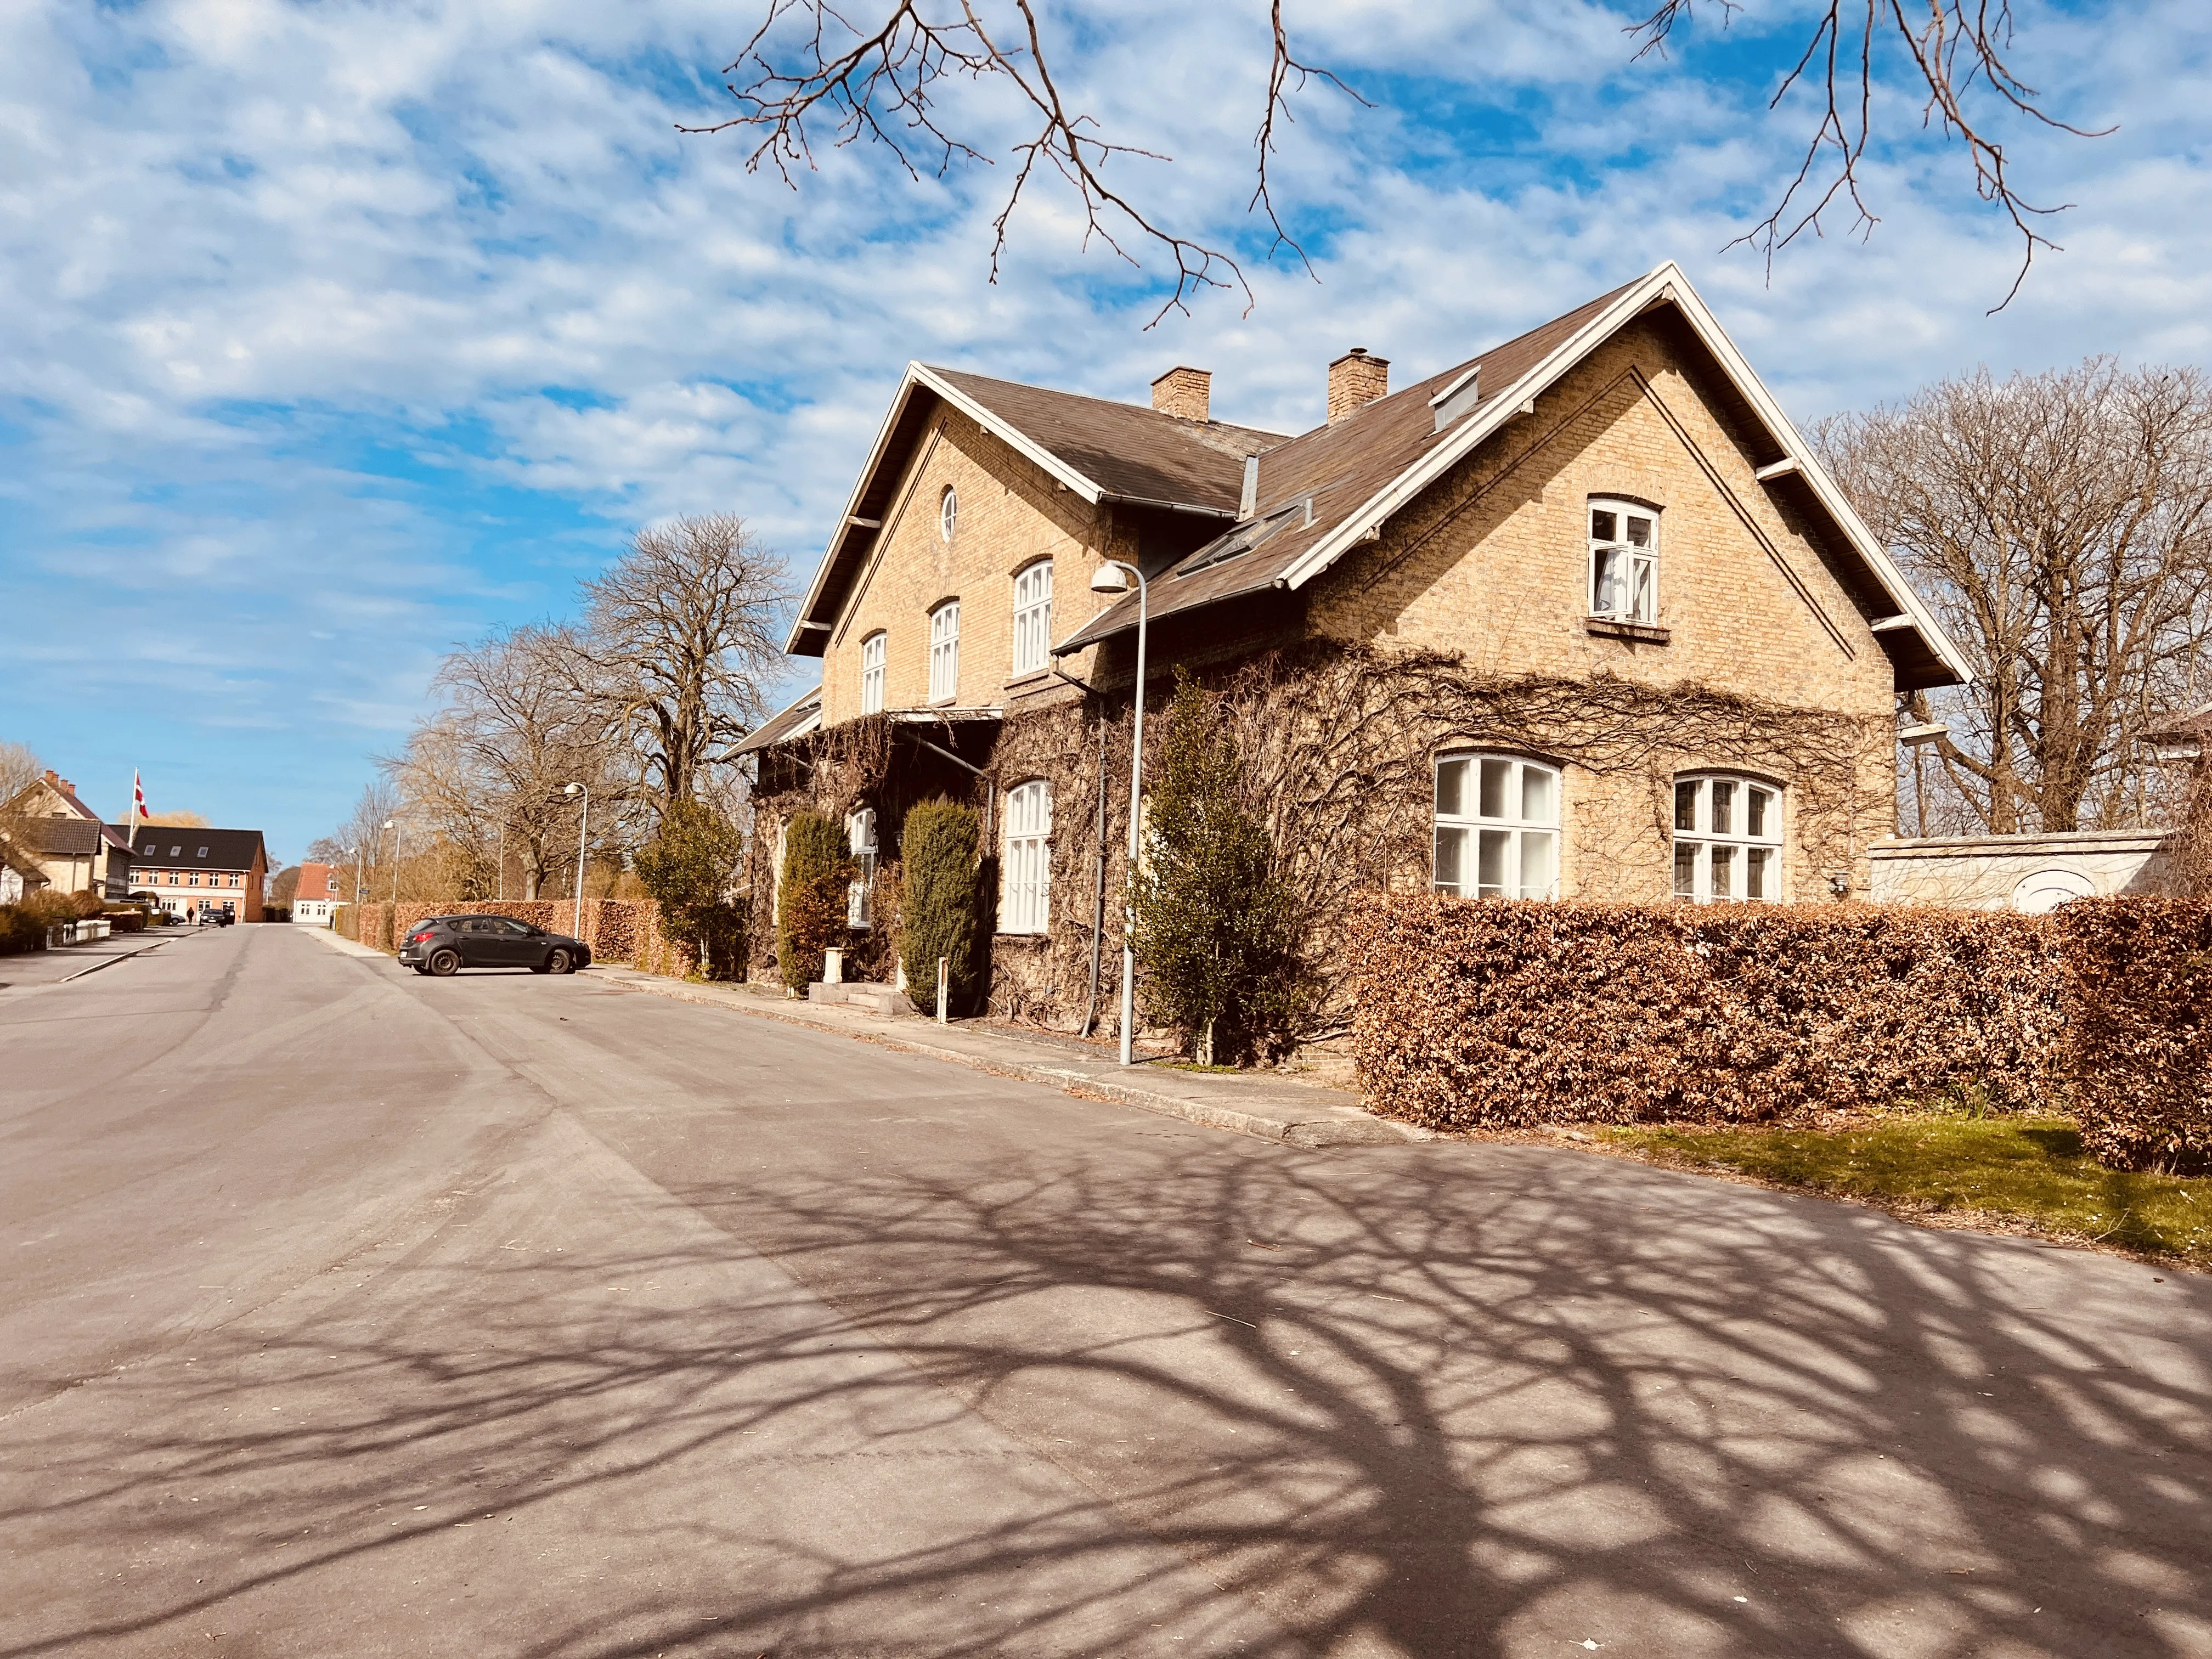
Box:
390;626;624;899
1818;359;2212;836
695;1;2102;320
578;514;791;817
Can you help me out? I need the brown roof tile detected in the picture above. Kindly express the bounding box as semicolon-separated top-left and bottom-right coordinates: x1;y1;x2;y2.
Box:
1056;281;1636;651
928;368;1285;513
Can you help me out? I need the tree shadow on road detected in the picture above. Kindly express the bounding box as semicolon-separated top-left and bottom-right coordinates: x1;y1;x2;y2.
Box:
1;1131;2207;1656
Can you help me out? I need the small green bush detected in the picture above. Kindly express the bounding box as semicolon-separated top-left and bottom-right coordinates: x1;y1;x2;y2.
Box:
898;799;981;1014
1132;672;1305;1063
776;810;851;991
634;799;748;979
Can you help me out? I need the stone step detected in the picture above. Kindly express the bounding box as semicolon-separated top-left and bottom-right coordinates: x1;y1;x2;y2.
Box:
805;981;910;1017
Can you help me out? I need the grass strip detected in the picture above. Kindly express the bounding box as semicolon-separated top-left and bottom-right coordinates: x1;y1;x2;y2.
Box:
1599;1115;2212;1269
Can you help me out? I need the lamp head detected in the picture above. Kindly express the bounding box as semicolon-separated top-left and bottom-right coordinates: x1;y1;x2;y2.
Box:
1089;563;1132;595
563;782;584;799
381;819;395;830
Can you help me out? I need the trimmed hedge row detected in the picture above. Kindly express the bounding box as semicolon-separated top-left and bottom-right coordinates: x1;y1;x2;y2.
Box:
339;898;697;978
1345;896;2068;1131
2055;900;2212;1174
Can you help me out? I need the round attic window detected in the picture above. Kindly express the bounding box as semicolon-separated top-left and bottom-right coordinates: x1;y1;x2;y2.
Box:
939;486;958;543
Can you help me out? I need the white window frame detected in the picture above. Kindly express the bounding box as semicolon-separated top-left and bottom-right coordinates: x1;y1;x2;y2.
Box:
939;486;958;543
860;631;885;715
1672;774;1784;904
1433;753;1561;901
1589;498;1658;624
846;807;878;929
1012;561;1053;678
929;600;960;704
1001;780;1052;934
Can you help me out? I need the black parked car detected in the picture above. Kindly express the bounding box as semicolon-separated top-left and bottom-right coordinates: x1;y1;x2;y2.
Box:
399;915;591;977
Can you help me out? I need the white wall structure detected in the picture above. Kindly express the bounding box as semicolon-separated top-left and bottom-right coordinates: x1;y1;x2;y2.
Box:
1870;831;2169;912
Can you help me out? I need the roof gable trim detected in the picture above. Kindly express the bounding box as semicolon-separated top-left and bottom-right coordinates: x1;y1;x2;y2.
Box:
1274;262;1974;686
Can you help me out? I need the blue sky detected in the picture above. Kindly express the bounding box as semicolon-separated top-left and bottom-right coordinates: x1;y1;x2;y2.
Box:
4;0;2208;862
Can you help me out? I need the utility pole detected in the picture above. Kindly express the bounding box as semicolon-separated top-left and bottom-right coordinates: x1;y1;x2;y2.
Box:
1088;559;1150;1067
562;783;590;939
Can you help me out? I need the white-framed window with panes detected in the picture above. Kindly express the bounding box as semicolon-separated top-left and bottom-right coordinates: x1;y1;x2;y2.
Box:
1672;774;1783;902
1433;753;1561;900
860;631;885;714
846;807;878;929
939;486;958;542
1012;561;1053;677
929;600;960;703
1589;498;1658;624
1001;780;1052;933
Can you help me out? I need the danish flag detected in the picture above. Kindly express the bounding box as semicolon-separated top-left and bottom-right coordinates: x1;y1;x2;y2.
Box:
133;771;148;822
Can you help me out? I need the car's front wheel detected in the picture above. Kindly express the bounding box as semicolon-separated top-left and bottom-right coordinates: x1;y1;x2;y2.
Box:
546;947;574;975
427;948;462;977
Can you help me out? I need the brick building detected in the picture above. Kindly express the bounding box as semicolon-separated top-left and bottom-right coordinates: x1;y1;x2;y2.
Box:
1;771;136;899
742;263;1971;1041
129;827;269;922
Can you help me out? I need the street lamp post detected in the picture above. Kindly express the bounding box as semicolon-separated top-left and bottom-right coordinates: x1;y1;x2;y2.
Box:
562;783;589;940
343;847;360;906
383;820;401;905
1089;558;1149;1068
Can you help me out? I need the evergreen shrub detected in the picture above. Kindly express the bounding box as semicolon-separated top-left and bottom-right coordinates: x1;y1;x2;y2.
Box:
1132;672;1304;1063
898;799;980;1014
777;811;851;992
633;799;748;979
0;905;45;955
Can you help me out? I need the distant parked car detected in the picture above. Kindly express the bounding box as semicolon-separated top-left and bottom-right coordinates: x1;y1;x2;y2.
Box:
398;914;590;977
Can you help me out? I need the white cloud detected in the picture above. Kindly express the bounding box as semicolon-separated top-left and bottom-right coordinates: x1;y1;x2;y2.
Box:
2;0;2207;850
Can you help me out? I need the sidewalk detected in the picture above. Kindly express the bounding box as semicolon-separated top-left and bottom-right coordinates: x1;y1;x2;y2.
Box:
585;964;1424;1149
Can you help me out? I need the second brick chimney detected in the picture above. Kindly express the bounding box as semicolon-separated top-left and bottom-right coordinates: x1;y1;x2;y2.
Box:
1150;365;1211;422
1327;347;1389;423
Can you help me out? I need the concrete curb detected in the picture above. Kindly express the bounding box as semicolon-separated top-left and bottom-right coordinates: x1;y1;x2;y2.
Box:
587;968;1421;1150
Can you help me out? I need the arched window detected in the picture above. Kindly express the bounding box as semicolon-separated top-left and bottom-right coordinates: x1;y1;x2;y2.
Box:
939;486;959;542
1434;754;1560;900
1012;561;1053;677
846;808;878;929
860;631;886;714
1002;780;1053;934
929;600;960;703
1589;498;1658;623
1673;774;1782;902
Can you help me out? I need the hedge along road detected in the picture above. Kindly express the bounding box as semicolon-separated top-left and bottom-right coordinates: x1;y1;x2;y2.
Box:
0;929;2205;1658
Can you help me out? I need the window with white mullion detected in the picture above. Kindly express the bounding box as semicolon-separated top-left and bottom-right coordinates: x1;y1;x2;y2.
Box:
1001;780;1052;934
1012;562;1053;677
846;808;878;929
1433;754;1561;900
860;632;885;714
1589;499;1658;624
1672;775;1783;903
929;601;960;704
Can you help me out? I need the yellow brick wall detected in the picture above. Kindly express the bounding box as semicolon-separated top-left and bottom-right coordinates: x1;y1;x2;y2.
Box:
1307;315;1897;901
819;409;1116;725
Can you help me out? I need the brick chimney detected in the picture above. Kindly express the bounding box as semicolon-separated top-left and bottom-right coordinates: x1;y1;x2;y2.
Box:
1327;347;1389;423
1150;365;1211;422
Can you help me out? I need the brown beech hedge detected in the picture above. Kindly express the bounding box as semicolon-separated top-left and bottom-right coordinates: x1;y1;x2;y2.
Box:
2054;900;2212;1173
1345;895;2069;1131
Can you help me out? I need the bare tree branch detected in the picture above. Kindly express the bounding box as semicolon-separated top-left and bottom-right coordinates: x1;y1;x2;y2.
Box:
685;1;1360;326
1632;1;2113;312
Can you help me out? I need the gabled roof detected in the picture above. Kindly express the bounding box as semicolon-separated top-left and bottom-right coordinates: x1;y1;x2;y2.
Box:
1053;262;1974;690
128;827;266;872
785;365;1286;655
735;684;823;755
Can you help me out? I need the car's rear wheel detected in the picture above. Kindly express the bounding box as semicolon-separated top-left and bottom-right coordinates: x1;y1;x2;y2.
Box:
427;948;462;977
546;947;574;975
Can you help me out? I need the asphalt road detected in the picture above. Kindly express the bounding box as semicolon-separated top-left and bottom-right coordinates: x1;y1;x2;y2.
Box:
0;926;2207;1657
